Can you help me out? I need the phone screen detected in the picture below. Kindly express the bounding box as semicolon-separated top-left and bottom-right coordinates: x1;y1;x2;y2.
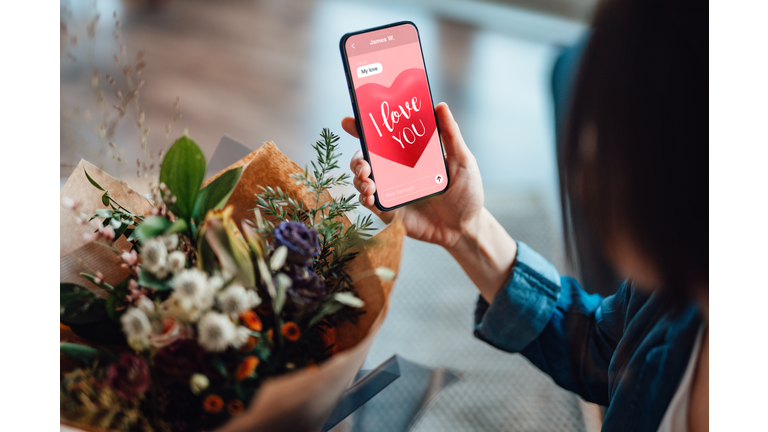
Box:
341;22;449;210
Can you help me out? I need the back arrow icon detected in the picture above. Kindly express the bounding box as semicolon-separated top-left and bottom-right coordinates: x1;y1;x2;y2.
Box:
352;43;355;49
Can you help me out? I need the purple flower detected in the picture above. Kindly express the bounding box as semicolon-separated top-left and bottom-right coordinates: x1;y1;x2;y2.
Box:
274;221;319;266
107;353;151;400
286;266;327;306
153;339;206;384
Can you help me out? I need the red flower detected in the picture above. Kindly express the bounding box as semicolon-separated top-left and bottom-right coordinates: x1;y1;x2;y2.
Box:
106;353;151;400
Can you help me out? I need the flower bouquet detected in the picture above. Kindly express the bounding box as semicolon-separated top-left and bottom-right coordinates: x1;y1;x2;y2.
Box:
60;130;405;432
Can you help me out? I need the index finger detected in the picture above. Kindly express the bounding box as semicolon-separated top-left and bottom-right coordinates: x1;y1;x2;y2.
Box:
341;117;360;139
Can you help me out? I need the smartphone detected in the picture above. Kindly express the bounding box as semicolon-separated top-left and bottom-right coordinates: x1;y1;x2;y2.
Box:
340;21;449;211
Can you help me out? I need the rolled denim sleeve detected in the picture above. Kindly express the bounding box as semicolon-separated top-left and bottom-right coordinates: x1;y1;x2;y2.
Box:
473;241;561;353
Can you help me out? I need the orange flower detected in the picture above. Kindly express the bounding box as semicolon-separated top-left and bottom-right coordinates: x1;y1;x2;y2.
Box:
281;322;301;342
236;356;259;381
240;335;259;353
240;310;262;332
267;329;273;342
203;394;224;413
227;399;244;416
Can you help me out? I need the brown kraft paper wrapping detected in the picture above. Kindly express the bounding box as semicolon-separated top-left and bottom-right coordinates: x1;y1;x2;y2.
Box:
60;141;405;432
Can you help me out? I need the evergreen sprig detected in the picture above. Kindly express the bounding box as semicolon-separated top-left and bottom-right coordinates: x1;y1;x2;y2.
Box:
253;129;375;295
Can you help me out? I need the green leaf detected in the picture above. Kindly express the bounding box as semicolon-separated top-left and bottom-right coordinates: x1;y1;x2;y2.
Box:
166;218;188;235
138;269;172;290
61;283;108;325
114;222;129;241
308;300;344;327
60;342;116;365
101;192;110;206
84;168;105;191
95;208;112;218
106;278;131;322
78;273;114;291
135;216;172;243
159;136;206;221
254;336;271;361
192;166;243;224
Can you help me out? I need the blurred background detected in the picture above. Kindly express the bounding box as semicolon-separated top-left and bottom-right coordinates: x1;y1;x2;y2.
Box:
60;0;601;430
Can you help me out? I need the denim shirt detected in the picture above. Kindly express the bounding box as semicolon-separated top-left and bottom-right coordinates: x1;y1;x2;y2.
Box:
474;242;704;432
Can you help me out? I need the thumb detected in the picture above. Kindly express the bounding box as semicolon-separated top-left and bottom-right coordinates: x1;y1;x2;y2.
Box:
435;102;470;157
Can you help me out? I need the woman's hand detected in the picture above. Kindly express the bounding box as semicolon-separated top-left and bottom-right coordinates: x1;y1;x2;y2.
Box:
343;102;518;302
344;102;484;250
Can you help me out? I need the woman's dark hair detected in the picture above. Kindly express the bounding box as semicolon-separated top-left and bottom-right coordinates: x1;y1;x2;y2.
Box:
560;0;708;306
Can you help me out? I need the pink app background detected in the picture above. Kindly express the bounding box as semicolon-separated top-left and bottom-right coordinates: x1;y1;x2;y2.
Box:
346;25;448;208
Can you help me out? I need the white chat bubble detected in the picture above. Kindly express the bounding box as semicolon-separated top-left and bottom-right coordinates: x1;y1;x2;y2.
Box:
357;63;383;78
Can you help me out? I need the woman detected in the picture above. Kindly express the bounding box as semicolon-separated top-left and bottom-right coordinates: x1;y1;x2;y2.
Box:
341;0;708;431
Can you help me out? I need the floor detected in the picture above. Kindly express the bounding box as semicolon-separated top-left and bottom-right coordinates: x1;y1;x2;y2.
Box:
61;0;596;430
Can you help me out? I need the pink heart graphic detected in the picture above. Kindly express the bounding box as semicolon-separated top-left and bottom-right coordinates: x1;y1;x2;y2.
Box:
356;68;436;168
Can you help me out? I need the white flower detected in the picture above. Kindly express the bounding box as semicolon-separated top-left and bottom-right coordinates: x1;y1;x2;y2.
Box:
128;335;151;352
137;297;155;315
207;274;224;293
163;295;203;323
163;234;179;251
167;251;186;275
197;312;236;352
233;326;251;348
121;307;152;338
217;285;256;316
247;290;262;309
171;269;210;300
190;373;209;395
141;238;167;275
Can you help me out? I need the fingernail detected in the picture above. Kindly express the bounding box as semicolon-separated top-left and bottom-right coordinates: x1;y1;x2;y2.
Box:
355;165;362;176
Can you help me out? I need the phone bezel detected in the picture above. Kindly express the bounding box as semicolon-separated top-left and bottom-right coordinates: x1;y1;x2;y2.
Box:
339;21;450;212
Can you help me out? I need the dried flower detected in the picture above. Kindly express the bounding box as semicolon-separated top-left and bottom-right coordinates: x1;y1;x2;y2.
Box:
203;395;224;413
273;221;320;266
162;234;179;251
197;312;236;352
190;373;209;395
167;250;186;275
121;307;151;339
233;326;250;349
171;269;210;302
136;297;155;315
217;285;260;316
235;356;259;381
128;334;151;352
106;353;151;400
207;273;224;293
164;294;203;323
141;238;167;276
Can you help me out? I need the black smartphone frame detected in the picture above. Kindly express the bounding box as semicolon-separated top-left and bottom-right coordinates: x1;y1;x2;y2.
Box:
339;21;450;212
